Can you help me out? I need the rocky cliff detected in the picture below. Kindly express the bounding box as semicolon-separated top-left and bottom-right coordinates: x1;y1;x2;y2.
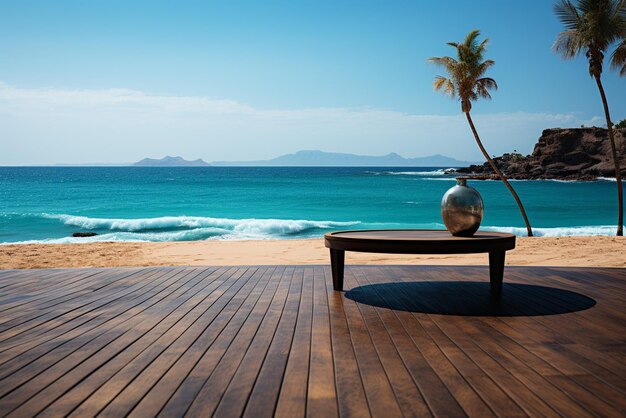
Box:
456;127;626;180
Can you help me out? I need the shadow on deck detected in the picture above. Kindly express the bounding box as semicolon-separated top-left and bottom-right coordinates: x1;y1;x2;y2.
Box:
345;281;596;316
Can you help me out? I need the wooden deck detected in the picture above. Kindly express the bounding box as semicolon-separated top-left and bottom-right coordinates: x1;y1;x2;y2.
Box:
0;265;624;417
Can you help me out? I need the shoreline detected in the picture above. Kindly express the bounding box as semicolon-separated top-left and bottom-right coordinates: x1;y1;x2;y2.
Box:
2;222;623;246
1;236;624;270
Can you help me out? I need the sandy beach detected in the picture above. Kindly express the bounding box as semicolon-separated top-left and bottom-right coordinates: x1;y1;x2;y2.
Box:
1;236;624;269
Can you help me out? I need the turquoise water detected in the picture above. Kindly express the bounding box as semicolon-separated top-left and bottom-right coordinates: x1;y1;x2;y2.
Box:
0;167;622;243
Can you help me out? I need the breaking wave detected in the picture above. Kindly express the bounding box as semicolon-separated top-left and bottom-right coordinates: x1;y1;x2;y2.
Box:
15;214;360;243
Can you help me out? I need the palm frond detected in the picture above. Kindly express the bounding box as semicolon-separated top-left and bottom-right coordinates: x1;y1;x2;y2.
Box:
554;0;581;30
428;56;458;68
477;77;498;91
433;76;455;97
618;0;626;18
432;75;448;90
463;30;481;48
475;59;495;77
478;38;490;54
610;38;626;76
553;30;584;58
475;78;498;99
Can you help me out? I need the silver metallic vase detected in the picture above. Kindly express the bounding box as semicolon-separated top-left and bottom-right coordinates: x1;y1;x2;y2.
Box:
441;178;484;237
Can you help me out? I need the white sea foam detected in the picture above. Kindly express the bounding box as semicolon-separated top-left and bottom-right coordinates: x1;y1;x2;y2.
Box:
430;178;600;183
372;169;453;176
416;177;457;181
5;227;234;244
21;214;360;243
482;225;620;237
544;177;622;183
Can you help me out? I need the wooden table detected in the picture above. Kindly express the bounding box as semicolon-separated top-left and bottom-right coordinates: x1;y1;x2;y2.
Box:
324;230;516;295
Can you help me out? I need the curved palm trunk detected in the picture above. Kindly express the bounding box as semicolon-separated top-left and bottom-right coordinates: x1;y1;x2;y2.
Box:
593;74;624;236
465;112;534;237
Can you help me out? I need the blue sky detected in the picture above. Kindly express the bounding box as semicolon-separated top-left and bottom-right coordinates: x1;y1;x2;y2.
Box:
1;0;625;164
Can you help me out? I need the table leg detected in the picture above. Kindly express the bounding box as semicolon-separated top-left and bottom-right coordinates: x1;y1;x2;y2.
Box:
489;251;506;297
330;249;345;291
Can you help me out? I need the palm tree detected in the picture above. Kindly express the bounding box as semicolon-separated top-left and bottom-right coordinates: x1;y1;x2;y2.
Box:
429;30;534;236
553;0;625;236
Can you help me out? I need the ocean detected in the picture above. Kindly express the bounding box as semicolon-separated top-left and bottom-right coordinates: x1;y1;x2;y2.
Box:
0;166;622;244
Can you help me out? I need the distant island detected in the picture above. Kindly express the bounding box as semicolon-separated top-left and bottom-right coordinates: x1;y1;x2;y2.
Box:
133;156;210;167
57;151;475;167
211;150;475;167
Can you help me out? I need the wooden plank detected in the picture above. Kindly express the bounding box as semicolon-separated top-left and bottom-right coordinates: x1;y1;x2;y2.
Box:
389;266;528;418
177;267;290;417
143;268;275;416
347;268;432;418
241;267;304;417
212;267;298;417
422;268;595;417
433;317;583;418
410;265;625;417
354;265;472;418
339;268;403;418
0;267;178;358
0;267;163;344
304;265;339;418
0;268;99;310
322;265;371;418
352;266;495;417
491;270;626;394
132;266;279;418
0;267;209;415
0;268;90;295
273;266;314;418
0;267;135;331
69;266;263;418
504;269;626;343
0;267;192;380
20;267;237;418
0;268;148;320
466;319;618;416
449;278;626;415
152;266;278;417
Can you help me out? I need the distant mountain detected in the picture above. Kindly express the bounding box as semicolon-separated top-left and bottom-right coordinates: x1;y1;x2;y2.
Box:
55;162;131;166
54;151;474;167
133;156;210;167
212;150;475;167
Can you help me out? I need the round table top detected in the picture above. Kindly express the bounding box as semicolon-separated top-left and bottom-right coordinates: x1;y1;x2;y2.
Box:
324;229;516;254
